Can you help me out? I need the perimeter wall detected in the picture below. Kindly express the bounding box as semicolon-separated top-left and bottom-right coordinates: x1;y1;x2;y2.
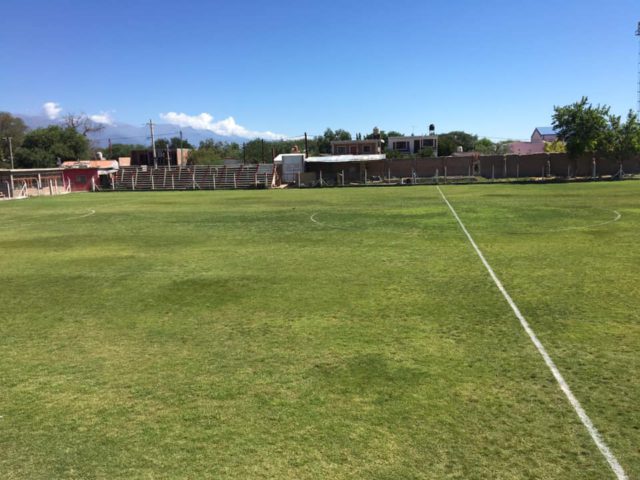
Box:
304;153;640;183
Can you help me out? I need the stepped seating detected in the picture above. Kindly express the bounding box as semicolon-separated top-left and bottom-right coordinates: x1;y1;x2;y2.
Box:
113;164;276;191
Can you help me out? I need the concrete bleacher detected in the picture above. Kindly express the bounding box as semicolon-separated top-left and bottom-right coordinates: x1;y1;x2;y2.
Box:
113;164;276;191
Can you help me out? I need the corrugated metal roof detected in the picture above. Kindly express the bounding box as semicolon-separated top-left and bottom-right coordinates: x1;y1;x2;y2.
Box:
62;160;119;169
304;154;386;163
273;153;305;163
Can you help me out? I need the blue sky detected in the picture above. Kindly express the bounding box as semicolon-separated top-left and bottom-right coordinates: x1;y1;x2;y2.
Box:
1;0;638;141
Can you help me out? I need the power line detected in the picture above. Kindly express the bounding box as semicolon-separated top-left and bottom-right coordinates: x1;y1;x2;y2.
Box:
90;130;183;143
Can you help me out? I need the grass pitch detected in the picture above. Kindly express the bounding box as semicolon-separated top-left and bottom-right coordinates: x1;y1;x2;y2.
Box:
0;183;638;479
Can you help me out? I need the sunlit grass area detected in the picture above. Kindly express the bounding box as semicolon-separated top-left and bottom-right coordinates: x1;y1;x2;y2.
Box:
0;183;638;479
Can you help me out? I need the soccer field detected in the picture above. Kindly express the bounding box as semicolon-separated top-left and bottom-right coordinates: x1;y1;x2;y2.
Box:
1;183;638;479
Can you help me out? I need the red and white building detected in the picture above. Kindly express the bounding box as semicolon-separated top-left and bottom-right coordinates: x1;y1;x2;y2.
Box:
62;160;119;191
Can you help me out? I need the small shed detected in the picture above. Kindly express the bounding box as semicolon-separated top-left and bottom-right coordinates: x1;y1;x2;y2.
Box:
62;160;119;191
304;154;386;184
274;153;305;183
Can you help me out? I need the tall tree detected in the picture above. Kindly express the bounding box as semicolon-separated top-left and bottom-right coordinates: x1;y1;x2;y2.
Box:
63;113;106;136
474;138;512;155
169;136;194;150
437;131;478;156
552;97;609;157
0;112;28;165
601;111;640;165
474;138;495;154
154;138;169;151
366;130;403;150
188;139;242;165
14;126;90;168
104;143;146;160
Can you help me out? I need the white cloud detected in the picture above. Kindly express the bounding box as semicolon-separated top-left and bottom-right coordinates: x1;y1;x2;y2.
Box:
159;111;285;140
89;112;115;125
43;102;62;120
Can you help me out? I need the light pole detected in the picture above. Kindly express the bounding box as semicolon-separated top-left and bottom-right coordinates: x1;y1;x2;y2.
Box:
3;137;14;169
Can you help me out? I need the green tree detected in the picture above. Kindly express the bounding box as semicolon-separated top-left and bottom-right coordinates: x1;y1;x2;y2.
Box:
365;130;402;150
474;138;495;154
0;112;28;166
601;110;640;164
314;128;353;154
154;139;169;151
188;139;243;165
437;131;478;156
63;113;106;136
552;97;610;157
334;129;352;141
436;136;456;157
418;147;435;157
105;143;146;159
544;140;566;153
474;138;513;155
169;137;194;150
14;126;90;168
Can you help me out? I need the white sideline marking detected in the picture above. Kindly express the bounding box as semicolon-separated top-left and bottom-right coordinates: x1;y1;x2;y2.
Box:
436;186;628;480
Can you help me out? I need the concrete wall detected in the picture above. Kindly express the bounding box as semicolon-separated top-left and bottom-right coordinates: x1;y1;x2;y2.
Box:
305;152;640;183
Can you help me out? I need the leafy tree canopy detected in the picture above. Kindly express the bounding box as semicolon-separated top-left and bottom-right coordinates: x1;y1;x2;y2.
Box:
600;110;640;162
63;113;105;136
437;131;478;156
544;140;566;153
0;112;28;165
104;143;146;160
14;126;90;168
552;97;610;157
188;139;242;165
553;97;640;161
169;137;194;150
474;138;512;155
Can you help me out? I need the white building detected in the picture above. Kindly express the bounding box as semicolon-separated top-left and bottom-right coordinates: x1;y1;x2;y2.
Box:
387;135;438;156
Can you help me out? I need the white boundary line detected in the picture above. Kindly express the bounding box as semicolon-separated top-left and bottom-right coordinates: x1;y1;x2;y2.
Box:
0;209;97;229
66;209;96;220
310;212;348;230
436;186;628;480
554;209;621;232
310;213;323;226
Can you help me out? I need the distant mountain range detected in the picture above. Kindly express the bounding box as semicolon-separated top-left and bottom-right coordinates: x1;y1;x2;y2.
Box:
15;114;248;148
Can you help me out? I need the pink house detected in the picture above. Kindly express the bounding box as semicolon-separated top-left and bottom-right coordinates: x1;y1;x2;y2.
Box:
531;127;558;143
509;141;546;155
509;127;559;154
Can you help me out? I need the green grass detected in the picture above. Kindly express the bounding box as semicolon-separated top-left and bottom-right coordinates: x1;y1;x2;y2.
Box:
0;183;638;479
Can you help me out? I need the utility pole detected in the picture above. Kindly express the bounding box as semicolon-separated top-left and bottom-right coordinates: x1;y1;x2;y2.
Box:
179;130;184;166
166;142;170;168
147;119;157;168
304;132;309;159
3;137;14;169
243;143;246;164
108;138;112;159
261;139;265;163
